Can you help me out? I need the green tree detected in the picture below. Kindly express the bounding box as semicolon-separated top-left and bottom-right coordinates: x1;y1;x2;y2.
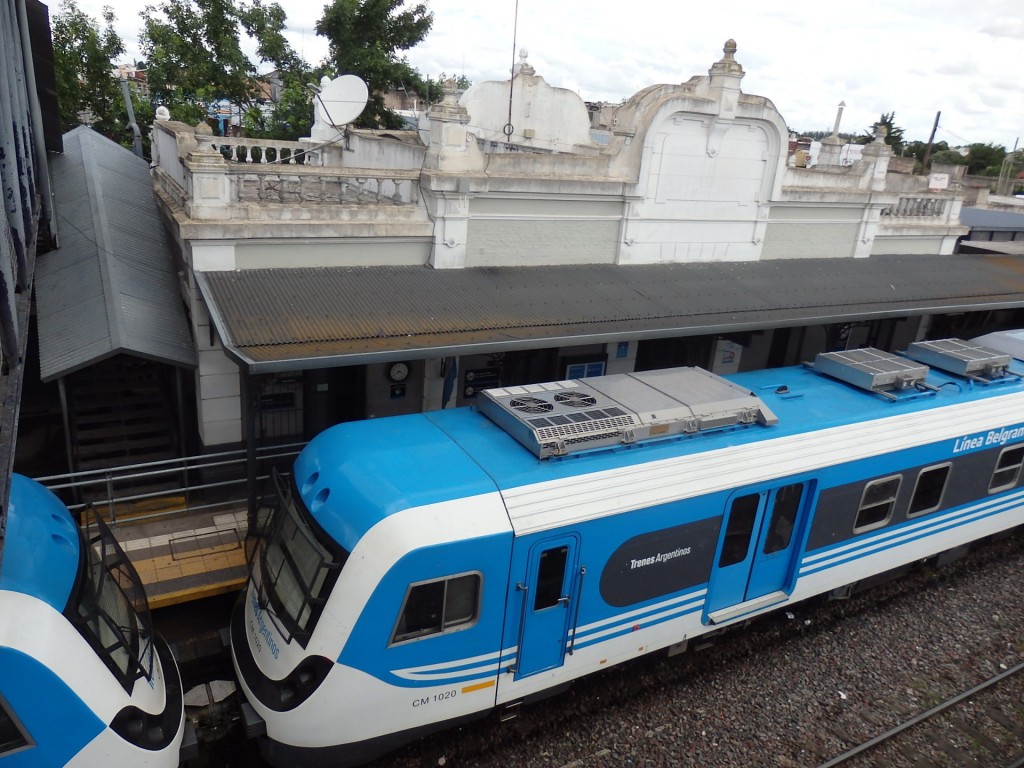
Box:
315;0;433;129
903;139;949;163
964;142;1007;176
140;0;303;128
858;111;905;155
930;149;968;166
794;129;858;142
52;0;126;136
243;67;323;140
418;72;471;104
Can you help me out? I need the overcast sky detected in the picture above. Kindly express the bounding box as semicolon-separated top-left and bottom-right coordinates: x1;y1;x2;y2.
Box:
59;0;1023;150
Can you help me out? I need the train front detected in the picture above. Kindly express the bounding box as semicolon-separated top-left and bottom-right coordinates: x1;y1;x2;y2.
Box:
230;413;514;768
0;474;186;767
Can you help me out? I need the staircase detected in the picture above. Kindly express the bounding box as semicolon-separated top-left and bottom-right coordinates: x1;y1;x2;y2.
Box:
66;356;181;504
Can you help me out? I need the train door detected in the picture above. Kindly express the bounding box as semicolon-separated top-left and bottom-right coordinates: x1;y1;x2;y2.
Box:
513;535;580;679
704;482;808;624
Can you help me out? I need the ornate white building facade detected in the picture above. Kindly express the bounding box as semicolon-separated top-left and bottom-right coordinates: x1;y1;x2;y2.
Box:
149;41;983;449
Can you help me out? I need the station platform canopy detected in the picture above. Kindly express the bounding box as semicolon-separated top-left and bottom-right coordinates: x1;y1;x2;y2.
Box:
36;127;196;383
196;252;1024;373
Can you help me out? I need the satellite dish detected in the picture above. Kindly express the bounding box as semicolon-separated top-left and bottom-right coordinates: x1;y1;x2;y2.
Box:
316;75;369;127
418;111;431;147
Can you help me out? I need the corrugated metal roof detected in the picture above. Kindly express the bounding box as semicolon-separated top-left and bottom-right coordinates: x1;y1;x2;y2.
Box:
197;253;1024;372
36;126;196;382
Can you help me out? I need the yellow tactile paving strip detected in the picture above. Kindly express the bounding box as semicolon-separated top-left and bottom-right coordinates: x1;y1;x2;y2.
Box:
133;548;248;609
118;510;251;609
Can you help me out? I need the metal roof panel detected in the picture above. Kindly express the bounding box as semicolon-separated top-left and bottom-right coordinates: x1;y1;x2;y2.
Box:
37;126;196;381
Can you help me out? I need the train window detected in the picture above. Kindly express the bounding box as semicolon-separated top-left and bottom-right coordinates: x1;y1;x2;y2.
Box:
534;546;569;611
908;464;951;517
854;475;901;532
0;694;31;755
763;484;803;555
68;510;155;692
719;493;759;567
989;445;1024;493
257;471;347;645
391;573;481;644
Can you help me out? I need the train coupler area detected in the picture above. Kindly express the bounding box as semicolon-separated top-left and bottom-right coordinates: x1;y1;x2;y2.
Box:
241;700;268;738
180;720;199;762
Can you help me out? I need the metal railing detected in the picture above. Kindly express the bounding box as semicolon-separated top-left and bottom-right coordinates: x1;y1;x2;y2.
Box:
36;443;304;528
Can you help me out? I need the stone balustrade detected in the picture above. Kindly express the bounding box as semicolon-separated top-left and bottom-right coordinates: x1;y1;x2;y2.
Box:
234;170;418;206
880;196;954;218
150;119;422;222
199;134;314;165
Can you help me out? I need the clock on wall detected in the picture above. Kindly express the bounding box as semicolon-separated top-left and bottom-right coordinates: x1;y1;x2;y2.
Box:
387;361;410;383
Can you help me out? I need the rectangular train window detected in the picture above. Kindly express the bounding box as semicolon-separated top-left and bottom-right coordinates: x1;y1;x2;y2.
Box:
391;573;480;644
0;695;30;755
854;475;901;532
763;483;803;555
719;493;759;567
989;445;1024;493
534;546;569;610
908;464;951;517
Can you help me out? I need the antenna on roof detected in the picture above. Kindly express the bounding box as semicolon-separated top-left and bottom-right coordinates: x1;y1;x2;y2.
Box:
504;0;519;140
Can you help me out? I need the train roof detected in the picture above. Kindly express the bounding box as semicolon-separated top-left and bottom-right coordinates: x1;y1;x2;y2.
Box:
0;474;80;610
435;357;1024;485
297;343;1024;549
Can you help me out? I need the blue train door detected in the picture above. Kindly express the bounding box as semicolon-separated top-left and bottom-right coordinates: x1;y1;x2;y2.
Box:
514;535;579;679
704;482;807;624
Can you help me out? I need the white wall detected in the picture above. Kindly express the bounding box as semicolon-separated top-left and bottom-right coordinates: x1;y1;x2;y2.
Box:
622;115;778;264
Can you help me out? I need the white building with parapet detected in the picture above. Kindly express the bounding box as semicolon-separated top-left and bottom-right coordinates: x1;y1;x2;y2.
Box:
149;40;999;452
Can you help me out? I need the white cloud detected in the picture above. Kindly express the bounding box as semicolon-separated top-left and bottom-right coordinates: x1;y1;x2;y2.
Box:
980;17;1024;39
48;0;1024;148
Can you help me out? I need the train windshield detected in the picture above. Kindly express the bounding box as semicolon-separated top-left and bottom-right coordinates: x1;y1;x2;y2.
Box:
253;469;347;645
68;510;155;692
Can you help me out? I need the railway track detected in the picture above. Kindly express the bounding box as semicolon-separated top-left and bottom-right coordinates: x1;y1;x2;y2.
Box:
818;660;1024;768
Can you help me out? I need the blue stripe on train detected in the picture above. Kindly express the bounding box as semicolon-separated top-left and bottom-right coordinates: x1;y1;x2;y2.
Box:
799;488;1024;577
388;590;708;684
381;486;1024;688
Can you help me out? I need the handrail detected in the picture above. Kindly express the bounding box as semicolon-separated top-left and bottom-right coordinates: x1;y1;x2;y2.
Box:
568;565;586;655
510;581;530;674
36;443;304;527
35;444;303;486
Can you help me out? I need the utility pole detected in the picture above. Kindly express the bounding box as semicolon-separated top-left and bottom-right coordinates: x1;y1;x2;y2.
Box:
120;75;144;159
996;137;1020;197
920;110;941;173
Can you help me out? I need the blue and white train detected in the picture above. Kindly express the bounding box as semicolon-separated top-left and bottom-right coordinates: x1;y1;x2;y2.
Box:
0;474;187;767
231;338;1024;767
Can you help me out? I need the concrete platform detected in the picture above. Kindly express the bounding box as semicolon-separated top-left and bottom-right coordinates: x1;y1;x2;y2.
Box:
111;508;250;609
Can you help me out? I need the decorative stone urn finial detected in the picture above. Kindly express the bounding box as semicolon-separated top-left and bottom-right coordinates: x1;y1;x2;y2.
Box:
709;38;744;78
518;48;535;76
442;78;459;104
